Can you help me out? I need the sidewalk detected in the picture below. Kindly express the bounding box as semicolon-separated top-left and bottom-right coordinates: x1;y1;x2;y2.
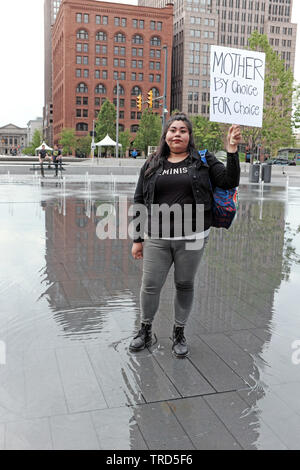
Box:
0;180;300;449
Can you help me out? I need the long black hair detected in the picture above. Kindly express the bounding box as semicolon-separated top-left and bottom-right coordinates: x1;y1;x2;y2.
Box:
144;113;196;178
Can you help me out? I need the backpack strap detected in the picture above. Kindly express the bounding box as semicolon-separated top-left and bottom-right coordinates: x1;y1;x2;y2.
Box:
198;149;208;164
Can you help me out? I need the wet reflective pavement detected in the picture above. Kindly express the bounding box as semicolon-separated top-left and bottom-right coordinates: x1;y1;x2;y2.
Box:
1;179;300;449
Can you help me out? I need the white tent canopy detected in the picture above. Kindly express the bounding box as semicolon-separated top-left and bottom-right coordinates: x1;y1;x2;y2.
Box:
95;134;121;147
95;134;122;157
35;141;53;153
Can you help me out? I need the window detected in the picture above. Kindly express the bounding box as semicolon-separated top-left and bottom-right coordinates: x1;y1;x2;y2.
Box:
138;60;143;68
95;84;106;94
103;16;108;25
76;109;81;117
77;43;82;52
115;33;126;43
156;75;161;82
113;98;125;108
76;97;82;105
132;19;138;28
114;85;125;95
76;13;82;23
83;109;88;117
83;14;89;24
132;60;137;68
76;123;88;131
139;20;144;29
76;82;88;93
121;18;127;27
150;20;155;30
131;72;136;80
102;70;108;79
77;29;88;40
155;62;160;70
119;111;124;119
83;97;88;105
83;56;88;65
95;98;100;106
150;36;161;46
138;73;143;81
95;70;100;79
157;22;162;31
131;99;137;107
96;15;101;24
131;111;136;119
83;69;89;78
131;125;139;133
149;74;154;82
132;34;143;44
131;86;142;96
76;69;81;77
132;48;137;56
114;17;120;26
96;31;107;41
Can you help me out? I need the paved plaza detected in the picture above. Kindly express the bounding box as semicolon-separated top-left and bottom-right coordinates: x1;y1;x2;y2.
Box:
0;173;300;450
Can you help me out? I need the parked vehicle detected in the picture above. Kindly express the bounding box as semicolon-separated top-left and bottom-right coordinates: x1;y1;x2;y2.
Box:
266;158;296;166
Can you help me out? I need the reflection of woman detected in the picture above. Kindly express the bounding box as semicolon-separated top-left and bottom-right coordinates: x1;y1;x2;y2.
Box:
130;113;241;358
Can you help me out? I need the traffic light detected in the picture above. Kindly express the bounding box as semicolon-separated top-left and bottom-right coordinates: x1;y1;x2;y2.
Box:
137;94;142;111
147;90;153;108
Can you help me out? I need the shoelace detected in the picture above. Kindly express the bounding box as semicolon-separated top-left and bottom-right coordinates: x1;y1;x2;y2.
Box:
174;328;185;343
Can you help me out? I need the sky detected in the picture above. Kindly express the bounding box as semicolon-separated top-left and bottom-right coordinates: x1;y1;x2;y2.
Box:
0;0;299;128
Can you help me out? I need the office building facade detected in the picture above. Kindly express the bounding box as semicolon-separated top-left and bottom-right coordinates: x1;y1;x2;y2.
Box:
44;0;62;146
51;0;173;144
139;0;297;116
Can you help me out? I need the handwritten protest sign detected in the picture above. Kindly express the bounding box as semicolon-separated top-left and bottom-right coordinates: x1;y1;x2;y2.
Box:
210;46;266;127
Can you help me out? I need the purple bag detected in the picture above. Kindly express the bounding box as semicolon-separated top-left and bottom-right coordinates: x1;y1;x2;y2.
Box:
199;150;238;229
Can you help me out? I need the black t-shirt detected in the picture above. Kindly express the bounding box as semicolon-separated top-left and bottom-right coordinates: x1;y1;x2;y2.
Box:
52;149;62;160
39;149;48;159
148;156;204;238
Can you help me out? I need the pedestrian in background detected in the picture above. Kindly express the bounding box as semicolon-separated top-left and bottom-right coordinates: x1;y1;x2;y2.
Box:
52;144;62;177
38;144;50;178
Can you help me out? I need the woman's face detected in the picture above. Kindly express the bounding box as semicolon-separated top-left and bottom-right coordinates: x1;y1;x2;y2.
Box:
165;120;190;154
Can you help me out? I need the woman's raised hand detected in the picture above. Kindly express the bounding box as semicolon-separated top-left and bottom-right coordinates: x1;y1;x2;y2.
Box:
227;125;242;153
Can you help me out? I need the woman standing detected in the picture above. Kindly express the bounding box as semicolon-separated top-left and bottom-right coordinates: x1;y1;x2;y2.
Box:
130;113;241;358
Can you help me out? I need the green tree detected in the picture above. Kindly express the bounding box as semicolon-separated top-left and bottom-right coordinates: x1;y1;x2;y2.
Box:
95;99;117;142
134;109;161;155
244;31;295;156
292;83;300;135
23;129;42;155
118;129;131;157
192;116;224;152
76;135;92;157
59;128;77;155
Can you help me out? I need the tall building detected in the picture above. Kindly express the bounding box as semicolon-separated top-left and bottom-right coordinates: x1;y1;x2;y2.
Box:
51;0;173;145
44;0;62;146
139;0;297;116
27;117;43;145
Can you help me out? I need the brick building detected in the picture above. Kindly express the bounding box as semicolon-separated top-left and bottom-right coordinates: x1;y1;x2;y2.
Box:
44;0;62;146
139;0;297;116
52;0;173;145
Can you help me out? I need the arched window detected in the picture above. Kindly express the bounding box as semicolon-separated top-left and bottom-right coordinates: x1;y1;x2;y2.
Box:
114;32;126;43
76;82;88;93
113;85;125;95
131;125;139;133
96;30;107;41
150;36;161;46
131;86;142;96
95;83;106;94
150;87;160;108
76;123;88;131
132;34;143;44
77;29;88;40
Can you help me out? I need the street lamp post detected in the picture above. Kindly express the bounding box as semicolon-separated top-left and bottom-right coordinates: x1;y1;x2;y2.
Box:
116;79;120;158
162;45;168;131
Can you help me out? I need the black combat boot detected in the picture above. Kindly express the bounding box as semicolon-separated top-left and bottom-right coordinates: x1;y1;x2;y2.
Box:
172;325;189;358
129;323;153;352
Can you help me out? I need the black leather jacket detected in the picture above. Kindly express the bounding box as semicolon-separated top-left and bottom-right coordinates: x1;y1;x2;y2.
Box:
133;149;240;242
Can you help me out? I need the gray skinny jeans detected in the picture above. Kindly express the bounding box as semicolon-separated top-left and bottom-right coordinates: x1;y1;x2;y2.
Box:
140;238;207;327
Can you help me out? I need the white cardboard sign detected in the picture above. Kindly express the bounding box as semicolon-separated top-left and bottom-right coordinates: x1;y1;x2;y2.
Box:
210;46;266;127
